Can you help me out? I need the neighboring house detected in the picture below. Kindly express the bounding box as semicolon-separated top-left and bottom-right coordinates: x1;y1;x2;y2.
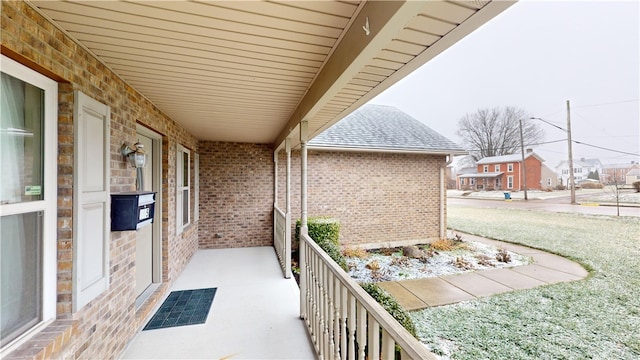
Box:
556;158;603;187
279;104;466;248
541;163;559;189
457;150;547;191
457;166;480;190
626;166;640;185
602;161;640;184
0;2;512;360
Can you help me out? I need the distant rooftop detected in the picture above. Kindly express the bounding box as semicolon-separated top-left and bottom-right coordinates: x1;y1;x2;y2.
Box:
309;104;466;154
476;152;544;165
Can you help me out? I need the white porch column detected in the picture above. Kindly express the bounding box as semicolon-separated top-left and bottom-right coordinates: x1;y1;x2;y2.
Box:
285;138;292;279
299;121;308;319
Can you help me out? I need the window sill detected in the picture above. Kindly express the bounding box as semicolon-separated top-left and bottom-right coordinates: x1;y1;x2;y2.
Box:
3;320;77;360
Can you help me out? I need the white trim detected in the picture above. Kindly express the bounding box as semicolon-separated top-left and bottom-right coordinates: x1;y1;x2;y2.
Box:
0;55;57;351
194;153;199;222
176;144;190;234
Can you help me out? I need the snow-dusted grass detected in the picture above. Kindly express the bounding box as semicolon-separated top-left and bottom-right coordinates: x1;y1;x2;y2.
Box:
412;206;640;359
346;241;530;283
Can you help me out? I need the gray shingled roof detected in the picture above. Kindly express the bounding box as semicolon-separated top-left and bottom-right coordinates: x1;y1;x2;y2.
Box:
309;104;465;153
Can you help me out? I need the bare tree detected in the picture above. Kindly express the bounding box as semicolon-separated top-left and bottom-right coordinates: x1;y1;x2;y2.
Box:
456;106;545;160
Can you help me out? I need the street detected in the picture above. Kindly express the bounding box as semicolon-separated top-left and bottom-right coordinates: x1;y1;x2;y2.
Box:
448;197;640;217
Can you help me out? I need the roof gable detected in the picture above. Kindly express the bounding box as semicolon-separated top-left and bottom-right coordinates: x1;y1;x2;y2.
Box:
309;104;465;153
476;152;544;165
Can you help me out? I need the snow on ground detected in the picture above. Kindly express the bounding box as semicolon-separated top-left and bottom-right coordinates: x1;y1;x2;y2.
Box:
345;240;531;283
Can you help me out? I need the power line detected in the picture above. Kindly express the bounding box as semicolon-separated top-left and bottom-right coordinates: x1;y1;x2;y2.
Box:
572;140;640;157
572;98;640;109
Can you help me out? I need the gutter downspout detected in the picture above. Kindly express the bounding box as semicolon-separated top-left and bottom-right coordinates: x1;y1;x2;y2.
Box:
440;154;454;239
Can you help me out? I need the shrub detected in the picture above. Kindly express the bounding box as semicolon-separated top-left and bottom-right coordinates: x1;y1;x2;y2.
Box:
360;283;416;337
634;181;640;193
343;247;369;258
295;217;347;271
580;182;603;189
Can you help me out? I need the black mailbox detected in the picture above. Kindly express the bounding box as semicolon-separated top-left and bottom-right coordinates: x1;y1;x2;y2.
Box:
111;191;156;231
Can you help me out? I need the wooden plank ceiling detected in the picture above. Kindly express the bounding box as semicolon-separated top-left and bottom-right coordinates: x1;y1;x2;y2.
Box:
30;0;513;147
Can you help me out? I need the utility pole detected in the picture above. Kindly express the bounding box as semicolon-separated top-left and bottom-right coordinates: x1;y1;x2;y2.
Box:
567;100;576;205
519;119;528;200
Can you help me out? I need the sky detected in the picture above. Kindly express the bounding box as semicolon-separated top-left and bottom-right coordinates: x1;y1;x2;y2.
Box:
369;0;640;169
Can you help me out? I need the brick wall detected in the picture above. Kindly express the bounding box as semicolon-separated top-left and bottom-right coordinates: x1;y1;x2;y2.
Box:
278;150;446;248
2;3;198;359
198;142;274;248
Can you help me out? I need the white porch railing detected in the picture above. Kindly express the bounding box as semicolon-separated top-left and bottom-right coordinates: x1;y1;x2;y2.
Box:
274;205;291;278
300;233;435;360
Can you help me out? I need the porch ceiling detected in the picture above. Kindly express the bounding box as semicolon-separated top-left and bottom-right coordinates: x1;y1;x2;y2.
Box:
29;0;513;147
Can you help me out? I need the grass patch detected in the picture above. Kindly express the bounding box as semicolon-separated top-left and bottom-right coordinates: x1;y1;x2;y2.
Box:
411;206;640;359
342;247;369;258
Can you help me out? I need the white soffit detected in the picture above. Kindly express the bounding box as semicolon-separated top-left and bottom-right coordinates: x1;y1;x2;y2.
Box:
29;0;514;146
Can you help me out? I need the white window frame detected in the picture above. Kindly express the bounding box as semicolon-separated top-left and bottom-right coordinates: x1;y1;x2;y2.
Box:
176;144;190;234
507;175;514;189
483;165;489;173
494;165;500;172
470;178;476;185
507;163;514;172
547;178;552;186
0;55;57;351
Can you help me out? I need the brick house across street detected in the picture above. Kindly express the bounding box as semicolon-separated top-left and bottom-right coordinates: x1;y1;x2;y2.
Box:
457;151;556;191
0;2;513;359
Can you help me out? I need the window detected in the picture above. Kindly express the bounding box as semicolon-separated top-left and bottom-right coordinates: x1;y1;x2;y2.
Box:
176;145;190;234
1;56;57;348
470;178;476;185
495;165;500;172
507;176;514;189
507;163;514;172
460;178;465;186
547;178;552;186
483;165;488;173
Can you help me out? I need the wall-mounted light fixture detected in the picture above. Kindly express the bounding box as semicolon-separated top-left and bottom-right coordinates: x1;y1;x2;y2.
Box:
121;142;147;168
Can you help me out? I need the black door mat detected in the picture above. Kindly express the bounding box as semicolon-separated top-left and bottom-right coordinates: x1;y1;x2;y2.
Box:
143;288;217;331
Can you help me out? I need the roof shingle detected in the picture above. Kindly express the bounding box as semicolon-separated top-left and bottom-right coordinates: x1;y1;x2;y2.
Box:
309;104;465;153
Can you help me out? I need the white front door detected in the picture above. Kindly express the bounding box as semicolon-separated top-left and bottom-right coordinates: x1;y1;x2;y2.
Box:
134;133;155;298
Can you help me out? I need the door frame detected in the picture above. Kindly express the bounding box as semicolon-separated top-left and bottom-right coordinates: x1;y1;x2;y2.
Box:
135;125;163;307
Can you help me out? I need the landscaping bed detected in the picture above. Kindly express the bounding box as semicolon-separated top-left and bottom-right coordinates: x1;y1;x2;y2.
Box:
344;237;531;283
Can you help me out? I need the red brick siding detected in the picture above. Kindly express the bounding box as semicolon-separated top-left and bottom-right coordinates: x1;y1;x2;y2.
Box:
198;142;274;248
278;150;446;248
2;3;198;359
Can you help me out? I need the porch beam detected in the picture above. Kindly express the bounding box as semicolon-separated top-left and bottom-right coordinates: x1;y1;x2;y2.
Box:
285;138;292;279
273;0;424;148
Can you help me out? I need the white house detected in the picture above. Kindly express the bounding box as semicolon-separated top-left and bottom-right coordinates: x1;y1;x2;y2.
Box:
556;158;603;187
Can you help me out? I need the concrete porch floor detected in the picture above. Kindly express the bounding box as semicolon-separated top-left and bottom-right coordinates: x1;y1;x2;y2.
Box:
120;247;315;359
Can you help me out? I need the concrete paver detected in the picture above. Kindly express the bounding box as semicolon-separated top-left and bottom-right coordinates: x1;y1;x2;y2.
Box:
378;281;427;311
527;253;589;277
400;278;476;307
381;237;588;311
476;268;546;290
512;264;583;283
441;272;512;298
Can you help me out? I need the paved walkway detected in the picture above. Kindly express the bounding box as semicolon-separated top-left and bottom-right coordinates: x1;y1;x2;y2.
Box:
378;235;589;310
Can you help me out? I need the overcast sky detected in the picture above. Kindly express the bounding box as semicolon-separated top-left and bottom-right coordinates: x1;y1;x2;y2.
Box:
369;0;640;168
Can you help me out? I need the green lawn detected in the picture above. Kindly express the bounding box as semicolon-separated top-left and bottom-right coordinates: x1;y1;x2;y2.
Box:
411;206;640;359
